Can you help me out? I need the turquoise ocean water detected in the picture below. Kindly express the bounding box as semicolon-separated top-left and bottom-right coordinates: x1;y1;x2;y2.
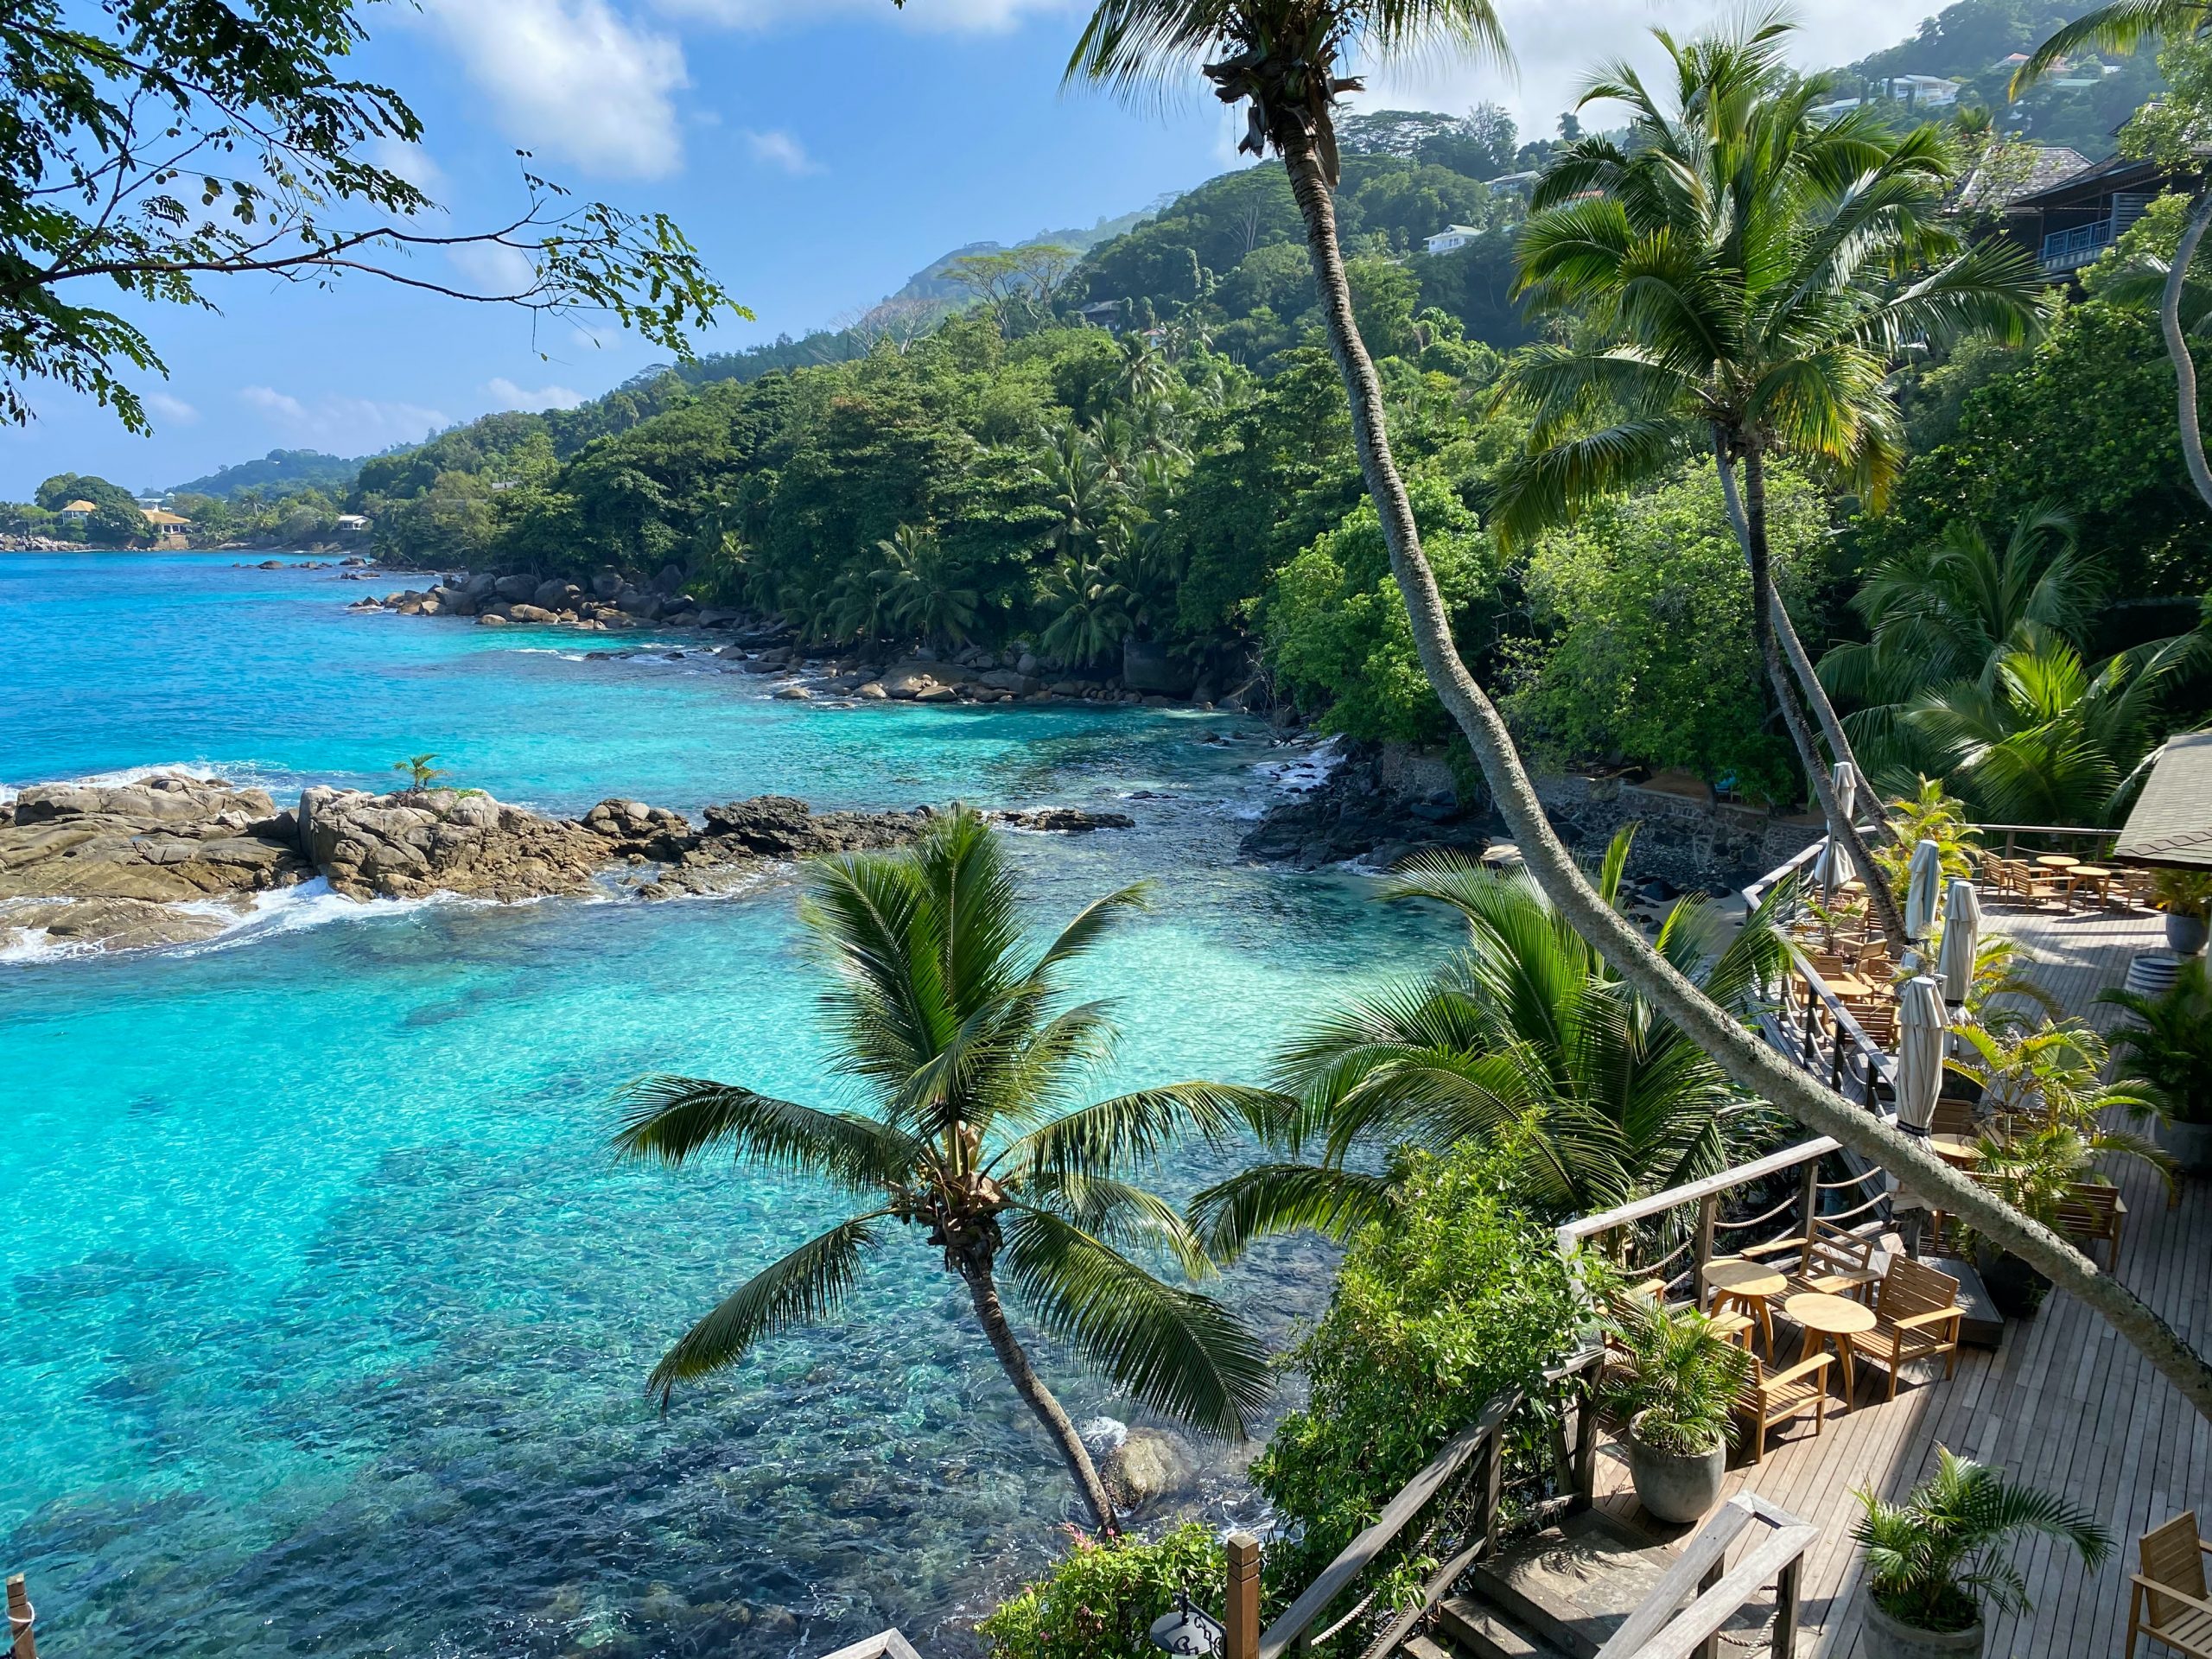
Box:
0;555;1453;1657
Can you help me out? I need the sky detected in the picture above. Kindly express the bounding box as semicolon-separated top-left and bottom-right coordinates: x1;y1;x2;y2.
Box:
5;0;1947;499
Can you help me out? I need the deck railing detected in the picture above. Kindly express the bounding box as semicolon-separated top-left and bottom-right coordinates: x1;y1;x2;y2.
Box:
815;1634;921;1659
1260;1347;1608;1659
1592;1494;1816;1659
1741;835;1895;1115
1556;1136;1891;1303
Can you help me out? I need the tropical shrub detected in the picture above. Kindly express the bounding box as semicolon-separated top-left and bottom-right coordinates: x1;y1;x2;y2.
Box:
1265;473;1503;745
1250;1140;1581;1594
1855;1448;2111;1635
2101;959;2212;1127
1504;466;1828;802
1599;1297;1750;1455
979;1522;1223;1659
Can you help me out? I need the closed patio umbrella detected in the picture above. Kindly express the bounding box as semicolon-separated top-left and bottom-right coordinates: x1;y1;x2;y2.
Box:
1905;838;1942;940
1892;975;1951;1256
1810;835;1845;893
1894;976;1949;1136
1936;877;1981;1006
1831;760;1859;825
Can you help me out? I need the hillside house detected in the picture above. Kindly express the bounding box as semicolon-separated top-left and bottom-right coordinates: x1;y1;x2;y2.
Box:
1423;224;1484;255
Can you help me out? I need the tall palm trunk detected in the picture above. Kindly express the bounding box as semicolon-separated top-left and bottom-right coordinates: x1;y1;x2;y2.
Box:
1275;126;2212;1421
2162;188;2212;512
1712;434;1899;853
962;1263;1119;1532
1737;444;1911;954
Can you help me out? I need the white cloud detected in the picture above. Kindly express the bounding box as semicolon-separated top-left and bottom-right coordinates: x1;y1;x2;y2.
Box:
651;0;1073;33
417;0;688;179
486;377;588;411
1358;0;1953;143
239;386;449;448
366;137;448;201
447;241;540;298
744;128;823;175
145;392;200;426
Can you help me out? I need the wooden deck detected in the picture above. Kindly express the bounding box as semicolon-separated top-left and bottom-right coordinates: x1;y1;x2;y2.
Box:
1595;903;2212;1657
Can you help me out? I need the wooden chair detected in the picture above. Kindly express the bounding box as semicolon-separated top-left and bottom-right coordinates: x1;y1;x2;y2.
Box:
2058;1181;2128;1268
1855;1258;1963;1401
2129;1511;2212;1658
1735;1351;1834;1464
1977;852;2022;902
2121;868;2161;912
1783;1219;1882;1304
2005;858;2075;909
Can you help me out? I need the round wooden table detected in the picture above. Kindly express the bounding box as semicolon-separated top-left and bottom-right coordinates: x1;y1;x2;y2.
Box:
1786;1291;1877;1399
2034;854;2081;869
1929;1133;1981;1168
2070;864;2114;906
1704;1257;1787;1355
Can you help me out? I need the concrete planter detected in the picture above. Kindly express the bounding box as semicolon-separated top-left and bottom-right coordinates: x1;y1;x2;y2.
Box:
1860;1599;1985;1659
1624;1414;1725;1523
2163;1119;2212;1177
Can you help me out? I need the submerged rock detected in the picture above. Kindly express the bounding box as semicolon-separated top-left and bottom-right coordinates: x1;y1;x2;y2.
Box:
990;807;1135;833
1103;1427;1199;1512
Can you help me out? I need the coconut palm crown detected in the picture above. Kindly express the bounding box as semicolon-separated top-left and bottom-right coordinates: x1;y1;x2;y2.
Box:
1492;18;2049;950
613;807;1275;1532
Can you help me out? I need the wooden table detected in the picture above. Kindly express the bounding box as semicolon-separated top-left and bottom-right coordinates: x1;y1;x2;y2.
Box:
2034;854;2081;869
2070;864;2114;906
1929;1134;1982;1168
1786;1291;1877;1399
1825;973;1879;999
1705;1257;1787;1355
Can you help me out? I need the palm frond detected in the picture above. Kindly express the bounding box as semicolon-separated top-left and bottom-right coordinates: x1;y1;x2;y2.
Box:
1185;1162;1401;1262
999;1206;1274;1438
992;1082;1292;1179
646;1213;887;1404
611;1077;918;1189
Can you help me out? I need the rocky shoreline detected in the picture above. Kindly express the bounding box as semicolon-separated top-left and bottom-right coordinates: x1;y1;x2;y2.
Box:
0;774;1133;957
354;567;1263;710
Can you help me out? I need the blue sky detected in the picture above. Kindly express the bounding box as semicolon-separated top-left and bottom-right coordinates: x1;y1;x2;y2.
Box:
4;0;1937;499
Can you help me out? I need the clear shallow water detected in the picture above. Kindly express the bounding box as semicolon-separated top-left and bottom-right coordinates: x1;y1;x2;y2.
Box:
0;556;1454;1657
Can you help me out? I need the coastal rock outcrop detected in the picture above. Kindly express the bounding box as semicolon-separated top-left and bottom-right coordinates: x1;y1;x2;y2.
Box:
0;775;310;902
299;785;615;901
990;807;1135;833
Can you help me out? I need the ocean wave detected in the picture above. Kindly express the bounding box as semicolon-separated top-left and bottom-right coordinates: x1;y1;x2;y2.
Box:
1252;734;1344;794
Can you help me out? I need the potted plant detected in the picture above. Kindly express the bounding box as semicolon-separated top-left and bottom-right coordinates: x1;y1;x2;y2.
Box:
1599;1297;1749;1523
1960;1121;2172;1318
2101;959;2212;1175
2153;869;2212;957
1853;1446;2110;1658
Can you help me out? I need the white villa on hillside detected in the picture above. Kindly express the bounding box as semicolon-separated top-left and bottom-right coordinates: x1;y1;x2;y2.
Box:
1423;224;1484;255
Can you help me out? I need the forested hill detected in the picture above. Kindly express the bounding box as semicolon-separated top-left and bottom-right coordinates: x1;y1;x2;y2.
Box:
1839;0;2158;154
169;447;363;500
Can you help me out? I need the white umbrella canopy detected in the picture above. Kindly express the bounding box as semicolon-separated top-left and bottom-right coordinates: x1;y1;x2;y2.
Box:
1936;877;1982;1004
1830;760;1859;824
1810;836;1846;893
1905;838;1943;940
1894;975;1950;1135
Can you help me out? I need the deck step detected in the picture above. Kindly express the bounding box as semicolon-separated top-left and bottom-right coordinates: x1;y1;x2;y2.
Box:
1398;1635;1459;1659
1462;1510;1678;1659
1432;1594;1567;1659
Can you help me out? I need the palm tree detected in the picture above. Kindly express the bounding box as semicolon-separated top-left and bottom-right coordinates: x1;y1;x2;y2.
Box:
1067;0;2212;1416
1816;505;2100;787
1192;831;1790;1251
1039;549;1134;668
2015;3;2212;510
879;524;980;650
1905;626;2210;825
613;809;1275;1533
1492;21;2049;950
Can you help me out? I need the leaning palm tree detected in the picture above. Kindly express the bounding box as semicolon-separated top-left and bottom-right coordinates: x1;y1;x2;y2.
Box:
1192;830;1791;1255
2015;3;2212;510
1491;20;2049;950
1816;505;2099;787
1065;0;2212;1415
612;808;1275;1532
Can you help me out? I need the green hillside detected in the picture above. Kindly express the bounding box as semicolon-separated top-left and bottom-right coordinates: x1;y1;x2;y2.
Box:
168;447;363;500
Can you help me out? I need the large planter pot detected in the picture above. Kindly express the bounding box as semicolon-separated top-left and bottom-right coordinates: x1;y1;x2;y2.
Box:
1975;1248;2053;1319
2167;912;2209;957
2163;1119;2212;1178
1624;1414;1725;1523
1861;1599;1985;1659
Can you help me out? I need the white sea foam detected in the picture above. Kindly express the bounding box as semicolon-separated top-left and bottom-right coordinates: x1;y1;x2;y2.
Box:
1252;734;1344;794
